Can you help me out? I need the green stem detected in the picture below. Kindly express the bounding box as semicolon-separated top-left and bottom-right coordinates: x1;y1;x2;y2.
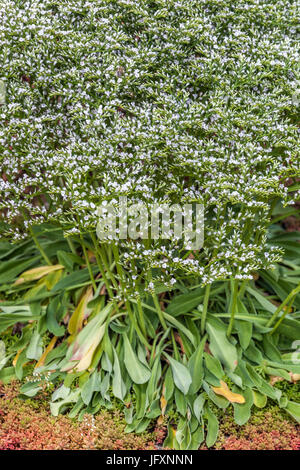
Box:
136;296;147;338
201;284;211;335
152;291;168;331
66;236;77;255
29;227;52;266
90;233;119;311
266;283;300;328
270;295;295;335
227;279;239;337
79;233;97;291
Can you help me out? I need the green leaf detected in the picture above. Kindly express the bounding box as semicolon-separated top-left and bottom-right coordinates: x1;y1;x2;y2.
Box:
206;316;238;371
236;319;252;350
123;334;151;384
247;287;277;314
81;372;99;405
193;393;206;421
112;347;127;400
204;405;219;448
164;353;192;395
26;330;43;360
163;312;196;346
52;266;99;292
20;381;42;397
163;366;174;401
252;390;267;408
285;401;300;423
0;366;16;384
175;387;187;416
0;257;40;284
204;352;224;379
188;336;206;394
233;386;253;425
166;288;204;315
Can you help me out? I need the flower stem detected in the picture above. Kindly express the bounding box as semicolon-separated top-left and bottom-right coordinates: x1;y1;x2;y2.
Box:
201;284;211;335
227;279;239;337
270;295;295;335
266;283;300;328
29;226;52;266
79;233;97;291
66;236;77;255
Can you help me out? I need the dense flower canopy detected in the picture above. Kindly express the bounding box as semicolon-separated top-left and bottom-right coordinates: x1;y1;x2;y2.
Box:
0;0;299;286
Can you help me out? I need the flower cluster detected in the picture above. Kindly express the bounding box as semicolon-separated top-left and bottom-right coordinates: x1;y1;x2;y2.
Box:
0;0;299;286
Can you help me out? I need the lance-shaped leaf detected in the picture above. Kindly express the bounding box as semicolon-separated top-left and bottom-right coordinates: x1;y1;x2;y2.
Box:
14;264;64;285
112;347;127;400
68;286;94;335
285;401;300;424
204;405;219;448
206;316;238;371
164;352;192;395
188;335;206;394
212;380;245;403
34;336;57;369
61;303;113;372
123;334;151;384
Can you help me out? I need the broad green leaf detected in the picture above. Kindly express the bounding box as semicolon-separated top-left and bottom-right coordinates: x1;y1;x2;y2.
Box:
164;352;192;395
123;334;151;384
193;393;206;421
204;352;224;379
252;390;267;408
233;386;253;425
20;381;42;397
81;372;98;405
188;336;206;394
206;316;238;371
26;330;43;360
163;366;174;401
175;387;187;416
112;347;126;400
0;366;16;384
285;401;300;423
236;319;252;350
204;405;219;448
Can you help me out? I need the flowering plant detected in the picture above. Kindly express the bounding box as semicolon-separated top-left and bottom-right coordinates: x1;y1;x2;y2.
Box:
0;0;299;449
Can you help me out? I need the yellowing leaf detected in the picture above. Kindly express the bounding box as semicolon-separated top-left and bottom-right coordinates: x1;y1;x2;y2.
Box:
68;286;94;335
290;373;300;383
34;336;57;369
14;265;64;285
160;394;167;416
157;415;164;426
74;324;105;372
212;380;245;404
12;348;23;367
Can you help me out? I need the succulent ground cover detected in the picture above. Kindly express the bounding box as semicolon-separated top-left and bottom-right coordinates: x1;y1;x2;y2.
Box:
0;381;299;450
0;0;299;450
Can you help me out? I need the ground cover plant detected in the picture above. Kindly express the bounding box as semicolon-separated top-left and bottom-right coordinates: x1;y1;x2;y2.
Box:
0;0;299;450
0;381;299;450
